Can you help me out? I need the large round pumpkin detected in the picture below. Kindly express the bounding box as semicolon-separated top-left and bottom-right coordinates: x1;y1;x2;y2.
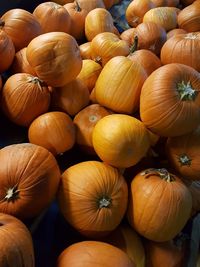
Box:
57;161;128;238
0;213;35;267
140;63;200;137
57;241;135;267
0;143;61;219
127;168;192;242
26;32;82;87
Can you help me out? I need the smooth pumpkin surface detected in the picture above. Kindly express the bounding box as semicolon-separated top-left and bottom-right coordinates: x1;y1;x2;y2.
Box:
57;161;128;238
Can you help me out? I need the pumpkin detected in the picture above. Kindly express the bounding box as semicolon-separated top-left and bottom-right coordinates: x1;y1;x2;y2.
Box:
103;0;121;9
127;168;192;242
85;8;115;41
0;29;15;73
28;111;76;155
92;114;151;168
33;2;71;34
0;213;35;267
188;181;200;216
160;32;200;72
90;32;130;66
75;0;105;12
166;126;200;181
50;78;90;116
0;8;42;51
57;241;135;267
166;28;187;39
90;87;98;103
95;56;147;114
166;0;180;6
120;28;138;47
11;47;36;75
0;143;60;219
1;73;50;127
57;161;128;237
26;32;82;87
79;42;92;59
151;0;167;6
140;63;200;137
73;103;112;154
125;0;156;27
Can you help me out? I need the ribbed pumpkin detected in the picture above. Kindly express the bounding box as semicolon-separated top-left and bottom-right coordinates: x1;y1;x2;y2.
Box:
1;73;50;127
95;56;147;114
57;241;135;267
160;32;200;72
0;8;42;51
0;29;15;73
57;161;128;238
92;114;151;168
140;63;200;137
28;111;76;155
0;213;35;267
127;168;192;242
166;28;187;39
120;28;138;47
26;32;82;87
0;143;61;219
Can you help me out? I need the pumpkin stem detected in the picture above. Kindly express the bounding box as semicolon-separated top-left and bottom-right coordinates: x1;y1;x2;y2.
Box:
177;81;198;101
141;168;175;182
99;197;111;209
27;76;47;90
75;0;81;12
0;19;5;27
94;56;102;65
4;186;20;202
178;154;191;166
89;115;98;123
129;35;138;54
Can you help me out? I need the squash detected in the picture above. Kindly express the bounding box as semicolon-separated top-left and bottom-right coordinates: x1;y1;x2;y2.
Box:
127;168;192;241
140;63;200;137
166;28;187;39
79;42;92;59
1;73;50;127
26;32;82;87
92;114;151;168
57;241;135;267
0;213;35;267
120;28;138;47
0;143;61;219
57;161;128;237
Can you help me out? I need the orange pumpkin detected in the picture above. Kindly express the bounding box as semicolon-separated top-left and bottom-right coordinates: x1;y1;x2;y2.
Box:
151;0;167;6
57;241;135;267
92;114;151;168
0;143;61;219
127;168;192;242
0;8;42;51
120;28;138;47
103;0;121;9
57;161;128;238
140;63;200;137
26;32;82;87
0;213;35;267
1;73;50;127
166;28;187;39
28;111;76;155
79;42;92;59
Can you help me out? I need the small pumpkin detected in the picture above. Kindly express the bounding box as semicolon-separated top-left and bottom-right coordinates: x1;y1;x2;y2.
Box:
92;114;151;168
0;143;61;219
127;168;192;242
1;73;50;127
57;161;128;237
0;213;35;267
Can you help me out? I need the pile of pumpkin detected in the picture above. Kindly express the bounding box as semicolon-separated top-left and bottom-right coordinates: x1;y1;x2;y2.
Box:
0;0;200;266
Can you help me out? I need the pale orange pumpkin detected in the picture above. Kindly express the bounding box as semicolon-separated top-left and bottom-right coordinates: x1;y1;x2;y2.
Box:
79;42;92;59
166;28;187;39
33;2;71;33
57;161;128;237
1;73;50;127
92;114;151;168
0;143;61;219
50;78;90;116
127;168;192;242
0;8;42;51
26;32;82;87
28;111;76;155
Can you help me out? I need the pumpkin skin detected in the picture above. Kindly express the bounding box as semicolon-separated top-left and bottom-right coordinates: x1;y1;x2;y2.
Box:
120;28;138;47
79;42;92;59
160;32;200;72
166;126;200;181
0;29;15;73
28;111;76;155
0;143;61;219
0;8;42;51
95;56;147;114
57;241;135;267
0;213;35;267
1;73;50;127
33;2;71;34
26;32;82;87
92;114;151;168
166;28;187;39
140;63;200;137
127;168;192;242
57;161;128;238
